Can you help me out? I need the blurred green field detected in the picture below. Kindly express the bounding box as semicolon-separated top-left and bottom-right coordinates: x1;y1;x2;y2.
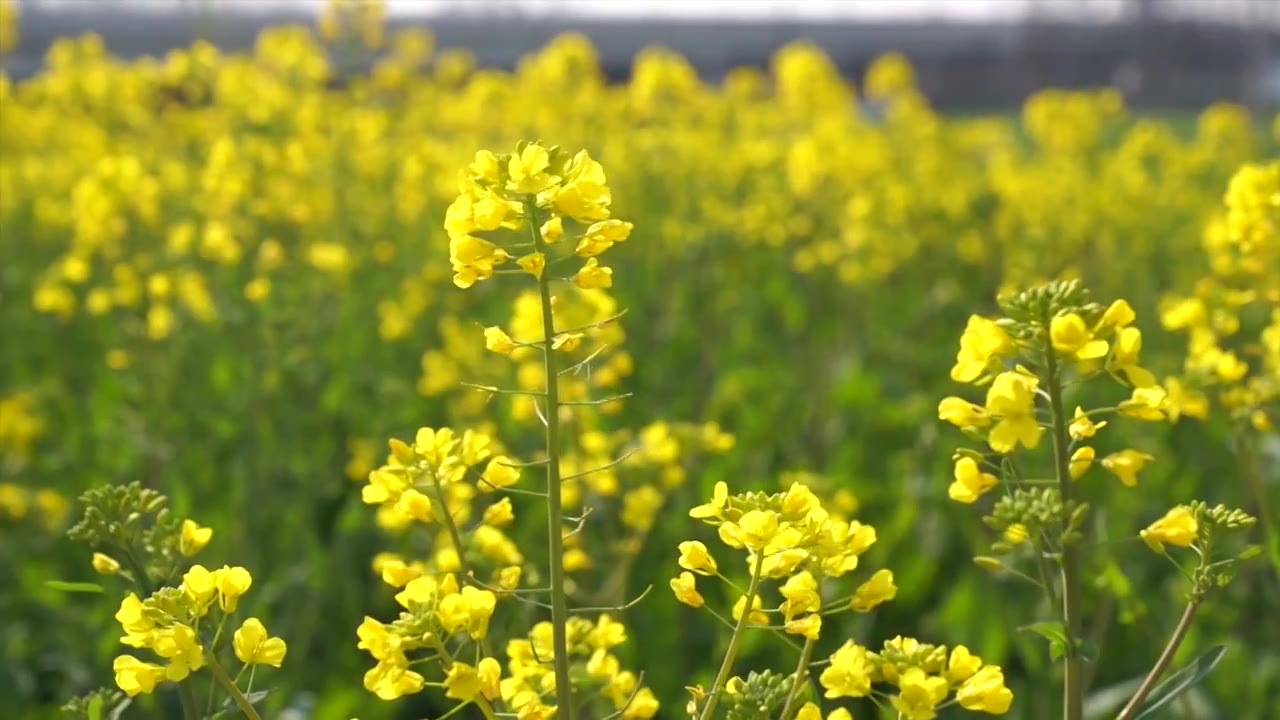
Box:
2;2;1279;719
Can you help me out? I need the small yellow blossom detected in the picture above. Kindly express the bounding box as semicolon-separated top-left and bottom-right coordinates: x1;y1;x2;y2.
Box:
890;668;949;720
820;640;873;698
517;252;546;278
670;572;704;607
480;456;520;491
180;519;213;556
938;397;991;428
1102;449;1155;486
956;665;1014;714
850;569;897;611
1118;385;1168;421
949;456;998;503
233;618;287;667
113;655;167;696
677;540;718;575
1068;407;1107;440
1069;446;1095;479
1051;313;1109;360
551;332;583;352
984;372;1043;453
1140;506;1199;552
573;257;613;289
484;326;518;355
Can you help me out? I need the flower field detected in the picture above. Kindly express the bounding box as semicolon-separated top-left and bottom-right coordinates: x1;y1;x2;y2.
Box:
1;2;1279;719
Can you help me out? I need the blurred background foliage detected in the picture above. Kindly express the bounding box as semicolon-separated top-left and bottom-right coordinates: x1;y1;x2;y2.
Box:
1;1;1278;718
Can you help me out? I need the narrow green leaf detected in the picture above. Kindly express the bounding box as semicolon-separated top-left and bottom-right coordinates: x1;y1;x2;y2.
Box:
44;580;105;593
1133;645;1227;720
86;696;104;720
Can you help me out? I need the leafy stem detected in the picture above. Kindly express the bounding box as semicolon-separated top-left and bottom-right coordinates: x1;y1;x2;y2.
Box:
699;551;767;720
1042;314;1084;720
207;654;263;720
1115;597;1202;720
527;197;576;720
778;635;817;720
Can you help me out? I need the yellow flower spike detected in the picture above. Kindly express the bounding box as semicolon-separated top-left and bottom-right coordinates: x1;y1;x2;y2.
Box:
956;665;1014;714
820;640;874;698
890;668;949;720
517;252;546;278
676;540;718;575
984;371;1043;453
670;572;705;608
1069;446;1096;480
850;569;898;611
113;655;167;697
1118;385;1168;421
551;332;583;352
948;456;998;503
484;326;518;355
572;257;613;289
1101;449;1155;487
938;397;991;428
1140;506;1199;552
179;518;213;556
214;565;253;613
1068;407;1107;440
1051;313;1110;360
233;617;287;667
92;552;121;575
785;614;822;640
480;456;520;491
947;645;984;683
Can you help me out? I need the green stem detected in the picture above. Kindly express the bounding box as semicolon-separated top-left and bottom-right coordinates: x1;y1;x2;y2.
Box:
699;552;767;720
1115;597;1201;720
527;199;575;720
779;636;817;720
1043;331;1084;720
207;655;263;720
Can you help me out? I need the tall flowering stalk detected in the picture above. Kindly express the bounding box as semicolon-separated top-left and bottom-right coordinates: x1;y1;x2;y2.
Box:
939;280;1258;720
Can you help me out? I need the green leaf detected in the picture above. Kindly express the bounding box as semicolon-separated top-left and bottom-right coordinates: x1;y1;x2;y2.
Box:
44;580;104;593
1019;620;1070;661
1133;645;1227;720
87;696;104;720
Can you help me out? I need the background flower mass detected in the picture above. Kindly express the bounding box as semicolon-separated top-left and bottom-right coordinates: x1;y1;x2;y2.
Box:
1;0;1278;719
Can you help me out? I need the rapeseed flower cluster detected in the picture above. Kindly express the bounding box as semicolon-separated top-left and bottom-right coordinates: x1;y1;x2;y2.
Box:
677;480;1011;719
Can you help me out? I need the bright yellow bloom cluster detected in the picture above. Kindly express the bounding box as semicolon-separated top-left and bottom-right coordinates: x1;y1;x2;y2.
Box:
113;565;284;696
819;638;1012;719
444;142;630;291
497;616;658;719
355;571;498;700
940;294;1173;497
1161;161;1280;430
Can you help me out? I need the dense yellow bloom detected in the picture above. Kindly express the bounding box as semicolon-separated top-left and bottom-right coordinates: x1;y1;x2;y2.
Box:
984;372;1043;453
1102;449;1155;487
949;456;998;503
1140;505;1199;552
233;618;287;667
